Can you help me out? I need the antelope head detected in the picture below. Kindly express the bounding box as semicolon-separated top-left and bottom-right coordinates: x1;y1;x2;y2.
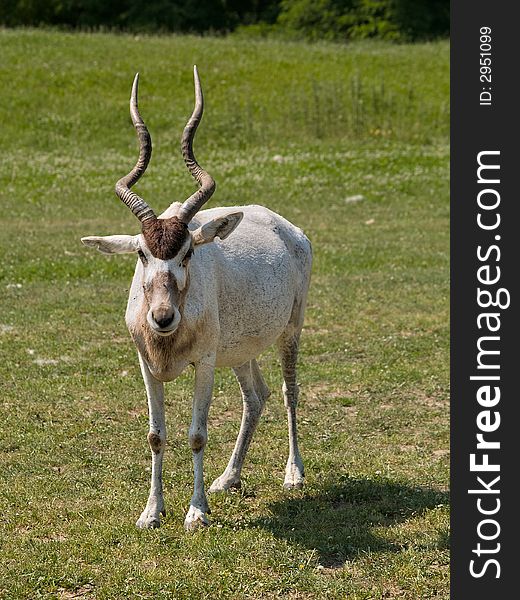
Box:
82;67;243;336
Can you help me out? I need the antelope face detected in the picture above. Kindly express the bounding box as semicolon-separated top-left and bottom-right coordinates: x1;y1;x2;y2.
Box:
138;217;192;336
81;211;242;336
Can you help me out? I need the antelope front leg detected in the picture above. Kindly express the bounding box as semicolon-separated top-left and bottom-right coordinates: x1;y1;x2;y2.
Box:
136;353;166;529
184;357;215;531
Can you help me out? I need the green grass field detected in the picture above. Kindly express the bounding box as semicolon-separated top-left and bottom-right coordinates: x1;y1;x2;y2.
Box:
0;29;449;599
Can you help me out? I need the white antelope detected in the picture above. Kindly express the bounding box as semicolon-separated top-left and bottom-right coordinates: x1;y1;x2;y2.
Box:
82;67;312;531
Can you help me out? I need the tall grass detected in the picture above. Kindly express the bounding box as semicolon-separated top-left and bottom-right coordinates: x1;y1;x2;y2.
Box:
0;30;447;152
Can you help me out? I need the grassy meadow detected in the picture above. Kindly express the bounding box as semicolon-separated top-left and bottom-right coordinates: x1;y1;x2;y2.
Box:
0;29;449;599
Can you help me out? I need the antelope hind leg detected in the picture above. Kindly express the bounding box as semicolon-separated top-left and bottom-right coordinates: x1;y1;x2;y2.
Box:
209;359;269;493
278;331;305;490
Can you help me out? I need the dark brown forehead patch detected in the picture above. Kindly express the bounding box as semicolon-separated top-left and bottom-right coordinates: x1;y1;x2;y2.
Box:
141;216;189;260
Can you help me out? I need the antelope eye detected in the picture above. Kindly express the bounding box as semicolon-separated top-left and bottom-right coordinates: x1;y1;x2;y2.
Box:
137;249;148;265
181;248;193;265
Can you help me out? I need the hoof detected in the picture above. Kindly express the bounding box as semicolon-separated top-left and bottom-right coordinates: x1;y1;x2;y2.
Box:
136;505;165;529
284;459;304;490
136;514;162;529
283;479;304;490
208;475;242;494
184;505;210;531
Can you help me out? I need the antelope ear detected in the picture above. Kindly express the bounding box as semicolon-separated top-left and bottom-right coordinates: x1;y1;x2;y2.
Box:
81;235;139;255
191;212;243;246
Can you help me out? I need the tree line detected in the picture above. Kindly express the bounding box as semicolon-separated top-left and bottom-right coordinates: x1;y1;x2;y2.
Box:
0;0;449;42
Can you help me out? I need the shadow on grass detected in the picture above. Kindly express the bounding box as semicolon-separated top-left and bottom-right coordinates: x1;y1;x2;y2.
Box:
251;475;449;567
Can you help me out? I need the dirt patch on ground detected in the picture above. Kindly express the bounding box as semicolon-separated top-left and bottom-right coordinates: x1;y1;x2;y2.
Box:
57;584;94;599
210;408;240;427
414;390;449;409
433;449;449;459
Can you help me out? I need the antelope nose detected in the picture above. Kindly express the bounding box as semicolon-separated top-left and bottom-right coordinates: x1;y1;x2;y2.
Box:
153;312;174;329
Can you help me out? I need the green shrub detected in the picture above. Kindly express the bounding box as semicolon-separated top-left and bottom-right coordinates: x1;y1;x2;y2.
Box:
0;0;449;40
277;0;449;42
